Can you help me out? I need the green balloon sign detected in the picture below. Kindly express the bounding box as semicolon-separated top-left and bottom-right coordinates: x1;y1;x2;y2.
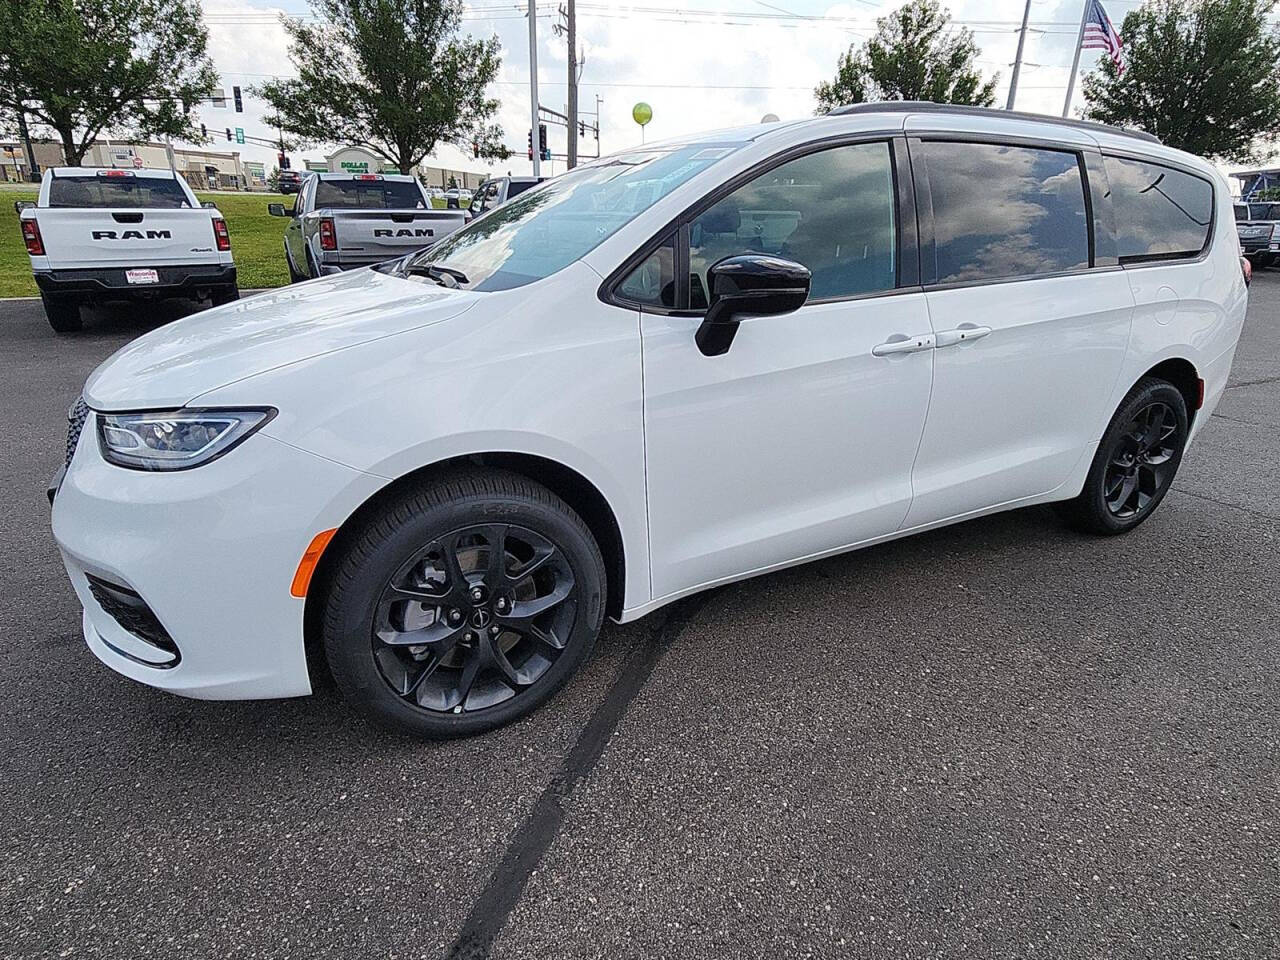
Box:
632;102;653;127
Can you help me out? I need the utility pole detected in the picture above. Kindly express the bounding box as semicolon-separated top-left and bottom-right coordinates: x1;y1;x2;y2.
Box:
528;0;541;178
566;0;578;169
1006;0;1032;110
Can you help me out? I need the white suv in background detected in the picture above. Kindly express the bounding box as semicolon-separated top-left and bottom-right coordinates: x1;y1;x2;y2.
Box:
51;104;1247;738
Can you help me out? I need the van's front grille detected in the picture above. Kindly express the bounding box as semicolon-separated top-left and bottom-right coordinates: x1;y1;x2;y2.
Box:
65;396;89;469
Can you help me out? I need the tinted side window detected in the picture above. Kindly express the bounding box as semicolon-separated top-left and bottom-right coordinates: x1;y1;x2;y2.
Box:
922;142;1090;284
1103;155;1213;263
688;141;896;306
617;237;676;308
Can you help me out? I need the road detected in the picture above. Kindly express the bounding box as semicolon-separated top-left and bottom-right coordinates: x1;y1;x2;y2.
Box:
1;282;1277;959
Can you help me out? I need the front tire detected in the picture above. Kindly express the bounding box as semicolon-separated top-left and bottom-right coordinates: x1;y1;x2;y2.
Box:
41;292;83;333
1057;377;1189;535
321;471;607;738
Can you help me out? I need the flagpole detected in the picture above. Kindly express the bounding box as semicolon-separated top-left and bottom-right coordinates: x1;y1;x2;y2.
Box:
1062;0;1090;118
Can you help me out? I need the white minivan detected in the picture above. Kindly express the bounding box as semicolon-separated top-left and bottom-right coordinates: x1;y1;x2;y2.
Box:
52;104;1247;738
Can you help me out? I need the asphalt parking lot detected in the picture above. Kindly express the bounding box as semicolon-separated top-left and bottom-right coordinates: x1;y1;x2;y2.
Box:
1;280;1277;959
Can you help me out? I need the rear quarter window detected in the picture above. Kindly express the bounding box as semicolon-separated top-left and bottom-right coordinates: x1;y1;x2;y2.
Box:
1102;155;1213;263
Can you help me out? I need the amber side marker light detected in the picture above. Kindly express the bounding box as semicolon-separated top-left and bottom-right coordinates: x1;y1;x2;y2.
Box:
291;528;337;598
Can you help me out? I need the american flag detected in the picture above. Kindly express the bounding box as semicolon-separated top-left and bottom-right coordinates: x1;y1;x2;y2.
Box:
1081;0;1126;74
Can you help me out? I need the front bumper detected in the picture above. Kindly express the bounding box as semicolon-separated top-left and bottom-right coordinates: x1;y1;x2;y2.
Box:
34;263;237;299
51;414;384;699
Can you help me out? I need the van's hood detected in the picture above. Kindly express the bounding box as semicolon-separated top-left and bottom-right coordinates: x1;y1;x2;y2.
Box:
84;268;476;410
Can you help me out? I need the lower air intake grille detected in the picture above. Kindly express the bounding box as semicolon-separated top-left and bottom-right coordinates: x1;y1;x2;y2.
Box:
66;396;89;469
85;574;181;665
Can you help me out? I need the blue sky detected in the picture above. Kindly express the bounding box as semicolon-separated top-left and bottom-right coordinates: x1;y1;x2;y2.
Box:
194;0;1149;175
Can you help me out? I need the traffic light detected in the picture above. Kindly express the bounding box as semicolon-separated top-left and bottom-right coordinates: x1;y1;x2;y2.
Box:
526;129;533;161
472;140;479;159
278;151;290;170
232;86;243;113
538;123;548;161
578;121;585;137
225;127;232;141
200;123;207;139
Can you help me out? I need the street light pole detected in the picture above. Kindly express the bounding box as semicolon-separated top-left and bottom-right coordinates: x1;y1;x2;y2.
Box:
528;0;541;178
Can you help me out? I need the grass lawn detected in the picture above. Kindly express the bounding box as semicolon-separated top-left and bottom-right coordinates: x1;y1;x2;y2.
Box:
0;189;292;298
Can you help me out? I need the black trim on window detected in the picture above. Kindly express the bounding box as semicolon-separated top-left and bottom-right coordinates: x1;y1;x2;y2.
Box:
599;129;908;315
904;138;937;286
1083;150;1119;268
891;135;919;288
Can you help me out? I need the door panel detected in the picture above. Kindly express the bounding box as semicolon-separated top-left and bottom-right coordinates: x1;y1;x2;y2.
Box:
903;138;1135;527
906;272;1134;527
643;295;933;599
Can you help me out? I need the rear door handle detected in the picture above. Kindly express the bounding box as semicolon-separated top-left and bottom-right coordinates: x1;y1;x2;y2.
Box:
934;325;992;348
872;333;935;357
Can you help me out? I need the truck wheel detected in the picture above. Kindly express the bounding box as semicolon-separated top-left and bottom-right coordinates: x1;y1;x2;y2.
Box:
209;286;240;306
41;293;83;334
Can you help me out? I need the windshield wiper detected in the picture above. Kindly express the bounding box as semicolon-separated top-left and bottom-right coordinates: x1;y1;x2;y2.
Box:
404;262;470;288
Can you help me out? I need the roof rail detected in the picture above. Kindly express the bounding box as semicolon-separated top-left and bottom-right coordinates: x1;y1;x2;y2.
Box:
826;101;1161;145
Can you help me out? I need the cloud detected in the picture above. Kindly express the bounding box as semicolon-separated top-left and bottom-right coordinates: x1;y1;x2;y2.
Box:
179;0;1138;177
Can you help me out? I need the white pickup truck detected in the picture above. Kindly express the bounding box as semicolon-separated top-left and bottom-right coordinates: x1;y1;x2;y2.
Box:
18;167;238;333
269;172;467;280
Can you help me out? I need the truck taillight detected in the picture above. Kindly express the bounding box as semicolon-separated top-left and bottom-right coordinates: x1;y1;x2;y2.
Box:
21;218;44;256
212;217;231;252
319;217;336;251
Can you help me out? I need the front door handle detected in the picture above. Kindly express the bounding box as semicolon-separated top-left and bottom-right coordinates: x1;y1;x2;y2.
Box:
935;324;993;348
872;333;935;357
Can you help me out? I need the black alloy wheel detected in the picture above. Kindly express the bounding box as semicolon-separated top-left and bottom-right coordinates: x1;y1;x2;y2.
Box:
372;523;577;714
1101;401;1179;520
321;471;606;738
1057;376;1189;535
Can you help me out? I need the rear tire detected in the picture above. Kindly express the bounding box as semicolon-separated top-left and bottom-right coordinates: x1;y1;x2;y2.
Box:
41;292;83;334
1056;377;1189;535
285;242;305;283
320;470;607;738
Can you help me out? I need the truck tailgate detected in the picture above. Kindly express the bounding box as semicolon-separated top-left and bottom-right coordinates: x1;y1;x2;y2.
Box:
34;208;222;269
326;210;467;258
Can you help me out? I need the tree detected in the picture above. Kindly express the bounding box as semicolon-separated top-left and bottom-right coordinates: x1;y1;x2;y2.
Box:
1082;0;1280;162
0;0;217;166
814;0;996;112
254;0;506;176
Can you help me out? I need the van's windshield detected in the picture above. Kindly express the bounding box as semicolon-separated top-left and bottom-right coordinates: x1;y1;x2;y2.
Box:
400;143;744;291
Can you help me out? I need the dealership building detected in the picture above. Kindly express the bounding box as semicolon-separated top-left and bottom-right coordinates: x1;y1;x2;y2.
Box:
0;139;250;189
298;145;491;191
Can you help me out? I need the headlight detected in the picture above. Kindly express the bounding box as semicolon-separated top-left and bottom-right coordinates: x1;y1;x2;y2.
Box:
96;408;276;471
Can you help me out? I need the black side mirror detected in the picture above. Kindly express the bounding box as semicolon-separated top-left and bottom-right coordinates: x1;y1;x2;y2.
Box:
14;200;34;213
267;202;291;217
695;254;810;357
